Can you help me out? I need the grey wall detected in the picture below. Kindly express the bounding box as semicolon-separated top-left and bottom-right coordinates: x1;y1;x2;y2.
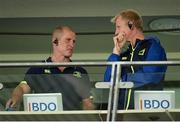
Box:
0;0;180;109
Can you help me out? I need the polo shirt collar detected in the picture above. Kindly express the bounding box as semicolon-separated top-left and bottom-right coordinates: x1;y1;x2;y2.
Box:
45;57;72;63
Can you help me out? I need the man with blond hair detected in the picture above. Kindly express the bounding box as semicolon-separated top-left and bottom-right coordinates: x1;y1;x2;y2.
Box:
6;26;94;110
104;9;167;109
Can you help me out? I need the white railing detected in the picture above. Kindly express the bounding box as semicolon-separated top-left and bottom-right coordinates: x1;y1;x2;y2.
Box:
0;61;180;67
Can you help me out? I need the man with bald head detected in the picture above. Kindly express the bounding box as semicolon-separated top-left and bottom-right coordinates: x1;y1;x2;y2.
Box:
6;26;94;110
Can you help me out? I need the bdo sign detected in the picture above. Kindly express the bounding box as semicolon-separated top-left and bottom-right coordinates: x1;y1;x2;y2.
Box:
134;91;175;110
23;93;63;112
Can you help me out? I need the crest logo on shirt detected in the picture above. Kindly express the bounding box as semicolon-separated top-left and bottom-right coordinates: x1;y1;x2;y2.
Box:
73;71;82;78
44;69;51;74
138;49;146;56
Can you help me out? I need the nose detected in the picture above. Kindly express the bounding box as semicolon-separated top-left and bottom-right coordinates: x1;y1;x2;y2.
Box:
69;40;75;48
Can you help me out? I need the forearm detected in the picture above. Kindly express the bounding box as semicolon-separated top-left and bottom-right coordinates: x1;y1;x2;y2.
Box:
11;85;24;103
11;83;30;105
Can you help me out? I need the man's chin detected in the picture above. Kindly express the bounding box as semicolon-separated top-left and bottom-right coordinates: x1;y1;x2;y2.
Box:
64;54;73;58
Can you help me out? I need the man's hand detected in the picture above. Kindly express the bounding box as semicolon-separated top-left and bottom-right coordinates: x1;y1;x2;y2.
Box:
5;82;31;110
82;98;94;110
113;32;126;55
6;98;18;109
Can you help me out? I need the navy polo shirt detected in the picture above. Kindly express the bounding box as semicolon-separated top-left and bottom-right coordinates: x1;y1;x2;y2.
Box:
24;57;91;110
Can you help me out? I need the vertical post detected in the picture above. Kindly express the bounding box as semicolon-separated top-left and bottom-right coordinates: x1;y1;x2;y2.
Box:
112;64;121;121
106;64;116;121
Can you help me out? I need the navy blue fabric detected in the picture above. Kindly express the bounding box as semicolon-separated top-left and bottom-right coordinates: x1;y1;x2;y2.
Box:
24;57;91;110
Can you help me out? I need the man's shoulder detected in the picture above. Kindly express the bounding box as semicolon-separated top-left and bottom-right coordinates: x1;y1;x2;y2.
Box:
26;58;51;74
72;66;88;74
138;36;164;51
144;36;161;45
26;67;45;74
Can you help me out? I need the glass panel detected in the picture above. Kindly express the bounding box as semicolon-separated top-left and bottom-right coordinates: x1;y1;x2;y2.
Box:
0;63;180;121
0;65;109;112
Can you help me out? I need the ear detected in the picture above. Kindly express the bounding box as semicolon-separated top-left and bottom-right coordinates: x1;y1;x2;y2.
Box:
128;21;134;30
53;38;58;46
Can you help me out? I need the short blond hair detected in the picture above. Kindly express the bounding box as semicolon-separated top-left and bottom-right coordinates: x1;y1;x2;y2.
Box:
52;26;75;40
111;9;143;31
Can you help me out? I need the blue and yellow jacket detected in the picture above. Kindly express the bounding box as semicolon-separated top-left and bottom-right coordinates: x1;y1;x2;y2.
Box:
104;36;167;109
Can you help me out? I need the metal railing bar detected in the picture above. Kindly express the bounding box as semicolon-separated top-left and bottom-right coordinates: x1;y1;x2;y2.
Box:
0;61;180;67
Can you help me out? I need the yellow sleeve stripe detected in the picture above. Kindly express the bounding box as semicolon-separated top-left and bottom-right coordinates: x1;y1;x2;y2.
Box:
20;80;27;84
